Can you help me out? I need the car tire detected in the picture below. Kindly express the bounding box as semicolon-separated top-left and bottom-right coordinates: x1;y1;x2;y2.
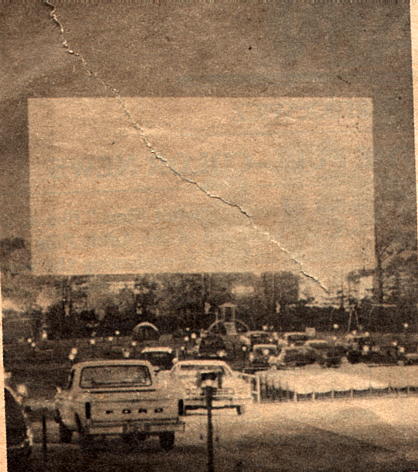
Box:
159;432;175;451
59;421;73;443
75;415;93;450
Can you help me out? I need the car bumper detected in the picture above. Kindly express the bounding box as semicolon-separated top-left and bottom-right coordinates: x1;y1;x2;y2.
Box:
184;395;250;409
86;419;185;436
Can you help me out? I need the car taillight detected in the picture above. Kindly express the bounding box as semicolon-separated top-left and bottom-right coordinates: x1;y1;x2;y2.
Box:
85;402;91;420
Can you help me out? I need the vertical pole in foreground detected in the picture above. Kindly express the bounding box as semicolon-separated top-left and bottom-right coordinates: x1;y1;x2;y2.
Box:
205;386;215;472
42;413;48;466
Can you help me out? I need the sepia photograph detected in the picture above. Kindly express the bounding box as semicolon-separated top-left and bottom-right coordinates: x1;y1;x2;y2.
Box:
1;1;417;471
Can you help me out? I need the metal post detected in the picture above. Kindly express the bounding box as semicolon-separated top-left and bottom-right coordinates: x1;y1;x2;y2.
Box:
205;386;215;472
42;413;48;465
256;375;261;403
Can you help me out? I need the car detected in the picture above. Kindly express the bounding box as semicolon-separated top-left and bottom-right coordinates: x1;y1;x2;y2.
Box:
278;332;311;347
248;344;280;370
240;331;275;348
194;335;229;360
170;359;252;415
401;347;418;365
304;339;343;368
5;385;33;469
344;333;373;350
54;359;185;450
137;346;176;372
269;346;316;368
346;338;402;365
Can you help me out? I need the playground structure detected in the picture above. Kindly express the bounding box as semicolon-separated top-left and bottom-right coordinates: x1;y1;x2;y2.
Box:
207;303;250;336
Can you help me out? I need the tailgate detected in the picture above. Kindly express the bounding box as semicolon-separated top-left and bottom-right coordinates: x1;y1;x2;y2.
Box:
89;390;178;422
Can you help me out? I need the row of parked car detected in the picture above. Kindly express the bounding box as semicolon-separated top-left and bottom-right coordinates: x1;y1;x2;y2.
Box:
186;329;418;372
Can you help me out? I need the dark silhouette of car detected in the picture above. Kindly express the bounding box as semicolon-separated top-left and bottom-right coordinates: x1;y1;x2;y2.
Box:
248;344;279;370
138;346;176;371
278;332;311;347
305;340;343;368
269;346;316;368
346;337;402;365
5;386;32;469
240;331;274;348
194;335;229;360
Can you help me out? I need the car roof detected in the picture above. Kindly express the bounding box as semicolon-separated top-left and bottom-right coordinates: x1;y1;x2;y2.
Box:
141;346;173;353
73;359;153;368
174;359;228;366
253;344;277;349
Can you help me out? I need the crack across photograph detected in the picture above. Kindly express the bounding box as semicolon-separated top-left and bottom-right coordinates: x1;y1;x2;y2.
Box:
1;1;417;470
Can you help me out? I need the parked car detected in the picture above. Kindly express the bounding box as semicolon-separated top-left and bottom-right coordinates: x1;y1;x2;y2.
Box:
240;331;275;348
54;359;185;450
248;344;280;370
346;338;402;365
5;385;32;468
304;339;343;368
170;359;252;415
344;333;373;350
400;343;418;365
194;335;228;360
269;346;316;368
137;346;176;372
278;332;311;347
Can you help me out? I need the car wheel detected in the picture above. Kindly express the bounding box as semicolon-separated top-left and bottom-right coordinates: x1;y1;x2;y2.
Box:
159;432;175;451
59;421;73;443
75;415;93;450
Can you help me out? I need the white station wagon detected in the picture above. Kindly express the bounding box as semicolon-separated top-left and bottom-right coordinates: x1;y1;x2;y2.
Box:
169;359;252;415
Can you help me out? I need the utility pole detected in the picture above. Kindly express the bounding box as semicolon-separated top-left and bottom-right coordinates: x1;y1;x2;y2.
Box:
206;385;215;472
200;372;217;472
